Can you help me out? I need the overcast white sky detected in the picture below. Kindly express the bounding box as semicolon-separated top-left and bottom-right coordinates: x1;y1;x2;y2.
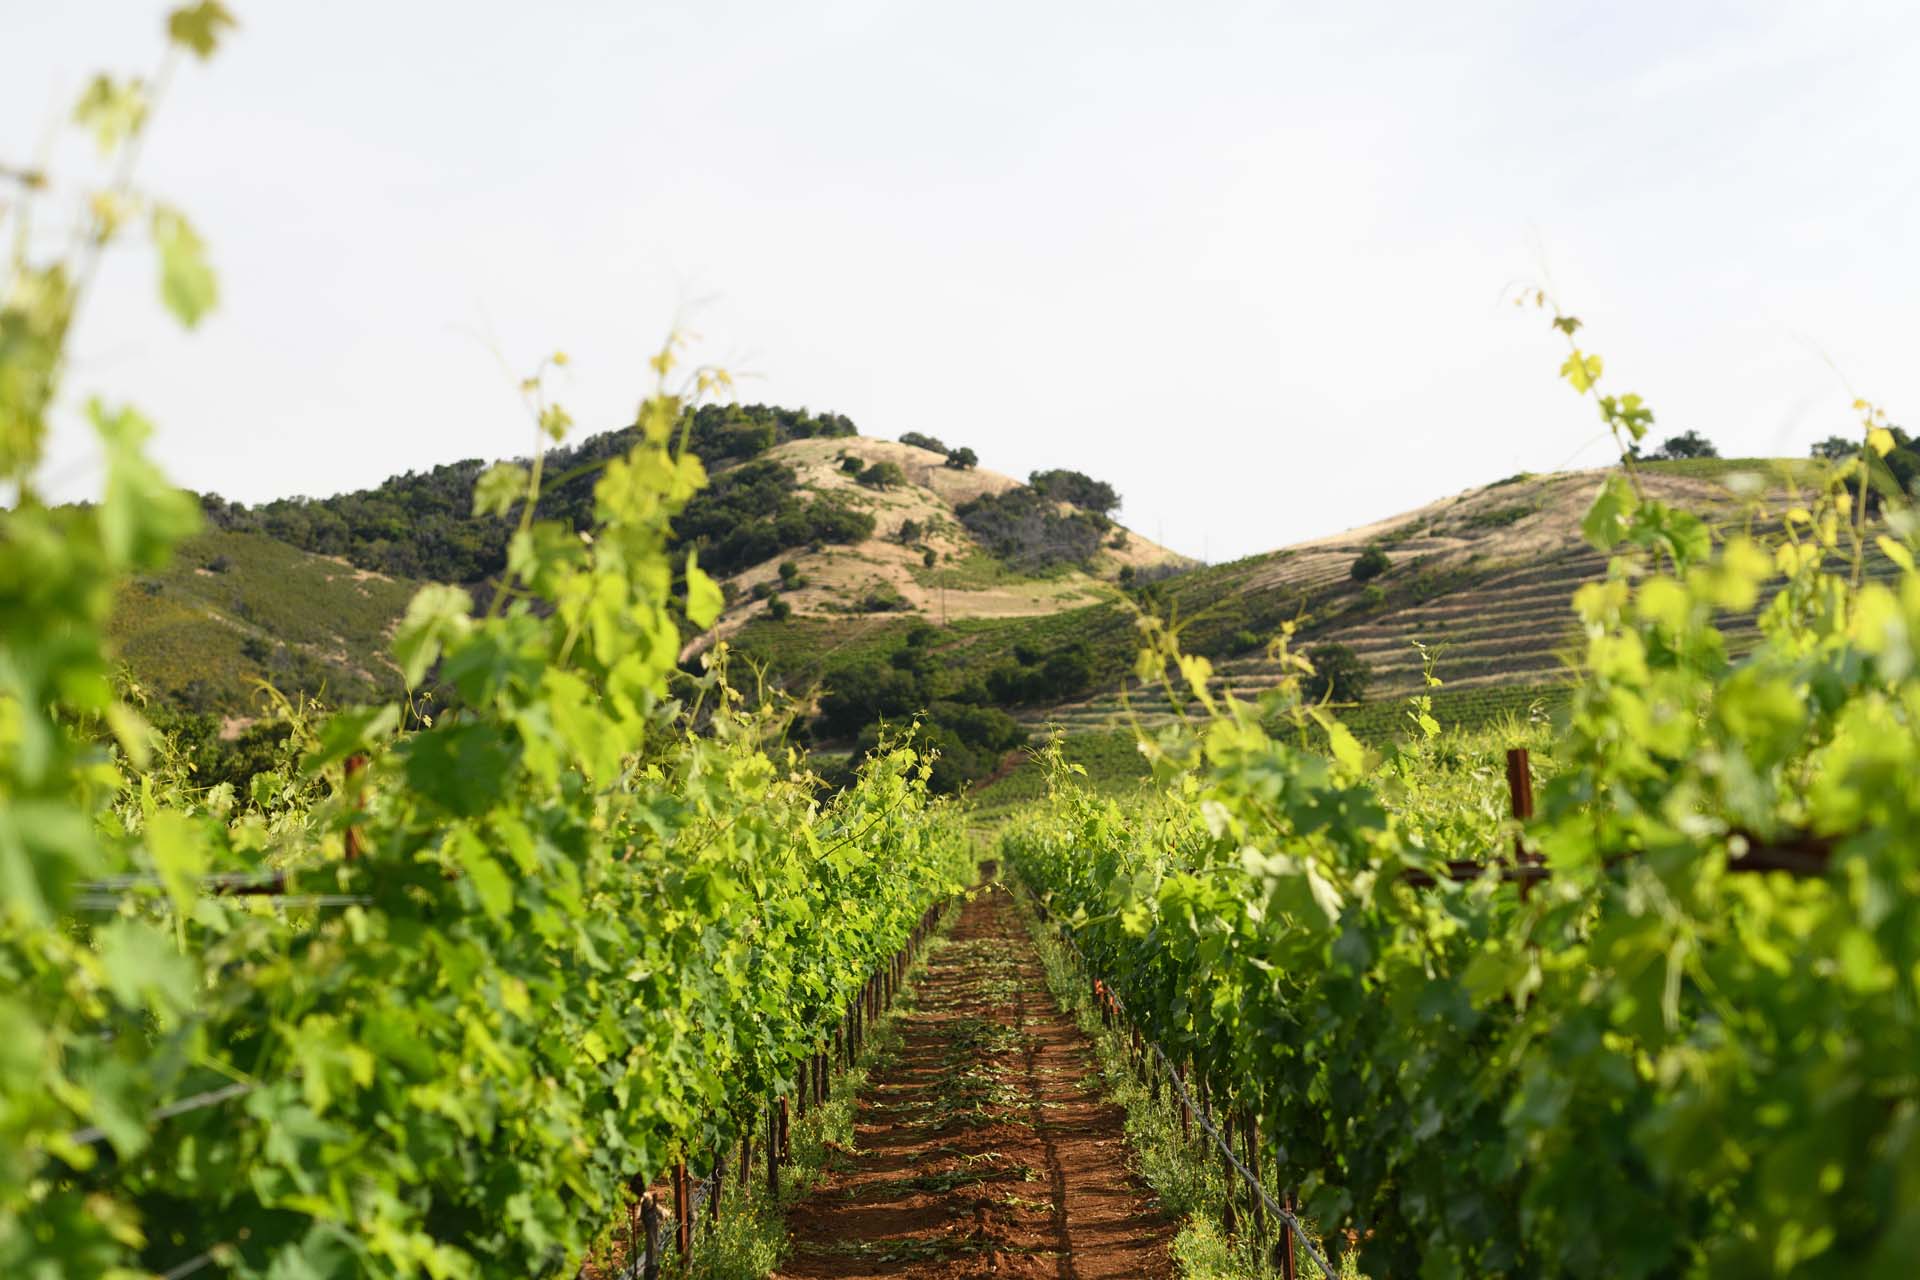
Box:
7;1;1917;561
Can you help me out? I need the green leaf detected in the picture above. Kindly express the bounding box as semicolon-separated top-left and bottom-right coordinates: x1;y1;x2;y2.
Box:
685;553;723;629
93;399;204;569
450;829;514;921
403;724;517;818
150;206;219;328
1582;473;1636;551
72;75;147;154
303;703;400;773
167;2;238;59
144;810;209;916
0;800;98;922
96;919;196;1016
1600;392;1654;441
472;462;529;518
393;583;474;688
1304;863;1343;923
1559;350;1603;394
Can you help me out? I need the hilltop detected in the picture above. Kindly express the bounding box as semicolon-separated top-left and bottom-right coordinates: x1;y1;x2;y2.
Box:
700;435;1186;638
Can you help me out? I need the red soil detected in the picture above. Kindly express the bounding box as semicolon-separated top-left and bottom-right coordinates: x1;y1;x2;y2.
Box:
774;879;1174;1279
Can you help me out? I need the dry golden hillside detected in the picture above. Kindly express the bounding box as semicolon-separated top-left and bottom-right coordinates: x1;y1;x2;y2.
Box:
699;437;1192;642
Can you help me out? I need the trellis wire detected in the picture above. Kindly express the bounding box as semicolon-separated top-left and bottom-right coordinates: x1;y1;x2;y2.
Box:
1051;924;1338;1280
1148;1038;1335;1280
72;892;370;911
66;1079;258;1149
159;1249;220;1280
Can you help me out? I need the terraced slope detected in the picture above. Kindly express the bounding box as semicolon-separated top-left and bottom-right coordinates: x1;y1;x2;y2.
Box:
1018;463;1830;732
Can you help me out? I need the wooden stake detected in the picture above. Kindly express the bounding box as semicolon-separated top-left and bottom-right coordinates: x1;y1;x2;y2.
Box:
1177;1061;1191;1141
673;1160;690;1257
342;754;366;861
766;1104;779;1198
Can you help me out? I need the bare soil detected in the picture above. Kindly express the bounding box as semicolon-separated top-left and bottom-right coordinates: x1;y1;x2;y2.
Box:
774;877;1173;1279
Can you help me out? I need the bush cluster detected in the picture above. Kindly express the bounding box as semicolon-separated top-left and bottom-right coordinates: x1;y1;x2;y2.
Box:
1028;468;1120;515
813;626;1038;792
957;488;1107;570
198;404;859;584
672;459;874;576
898;431;948;454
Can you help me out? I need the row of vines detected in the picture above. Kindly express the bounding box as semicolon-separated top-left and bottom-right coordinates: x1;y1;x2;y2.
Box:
1006;313;1920;1277
2;10;970;1278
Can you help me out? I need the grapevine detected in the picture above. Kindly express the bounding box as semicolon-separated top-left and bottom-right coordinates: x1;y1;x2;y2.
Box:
1004;306;1920;1277
1;13;969;1278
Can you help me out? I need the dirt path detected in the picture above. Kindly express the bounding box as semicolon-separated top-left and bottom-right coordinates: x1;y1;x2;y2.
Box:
775;876;1174;1279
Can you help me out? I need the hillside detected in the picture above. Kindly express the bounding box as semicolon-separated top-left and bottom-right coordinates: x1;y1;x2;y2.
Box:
109;528;417;720
113;410;1866;803
729;457;1894;801
700;436;1187;639
116;410;1187;730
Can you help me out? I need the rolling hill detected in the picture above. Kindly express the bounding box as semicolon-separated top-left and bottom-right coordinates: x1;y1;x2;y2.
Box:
109;528;418;722
107;409;1851;802
110;412;1189;731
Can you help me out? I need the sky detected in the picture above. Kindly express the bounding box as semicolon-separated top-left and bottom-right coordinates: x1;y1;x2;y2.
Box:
6;0;1917;562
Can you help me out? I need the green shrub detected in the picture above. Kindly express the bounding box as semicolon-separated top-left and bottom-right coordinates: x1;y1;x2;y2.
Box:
861;584;910;613
956;488;1104;570
857;461;907;489
1302;643;1370;703
673;460;874;575
1351;544;1390;582
1028;468;1120;515
1641;429;1719;460
984;641;1094;703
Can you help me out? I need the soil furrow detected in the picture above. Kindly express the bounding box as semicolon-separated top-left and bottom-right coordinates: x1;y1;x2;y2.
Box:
775;872;1173;1278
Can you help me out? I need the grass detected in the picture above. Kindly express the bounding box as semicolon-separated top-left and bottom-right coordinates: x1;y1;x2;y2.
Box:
1010;888;1364;1280
911;547;1068;591
107;529;417;714
1637;456;1820;484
